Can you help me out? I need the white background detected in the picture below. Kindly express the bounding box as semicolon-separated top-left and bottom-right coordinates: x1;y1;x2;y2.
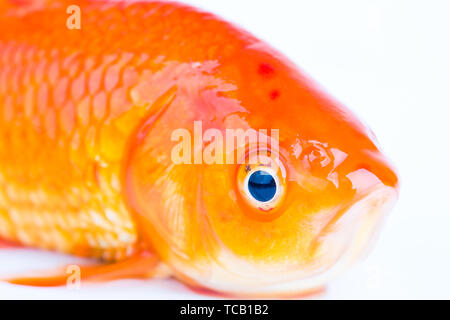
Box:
1;0;449;299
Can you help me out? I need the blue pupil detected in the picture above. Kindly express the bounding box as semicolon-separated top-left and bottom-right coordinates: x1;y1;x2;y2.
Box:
248;170;277;202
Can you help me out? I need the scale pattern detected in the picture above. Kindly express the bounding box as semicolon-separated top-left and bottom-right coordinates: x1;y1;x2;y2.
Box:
0;0;247;260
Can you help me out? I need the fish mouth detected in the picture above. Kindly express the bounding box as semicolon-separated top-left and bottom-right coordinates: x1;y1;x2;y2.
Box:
310;184;398;276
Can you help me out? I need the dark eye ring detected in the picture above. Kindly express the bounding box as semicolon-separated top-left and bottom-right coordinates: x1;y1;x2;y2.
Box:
246;170;278;203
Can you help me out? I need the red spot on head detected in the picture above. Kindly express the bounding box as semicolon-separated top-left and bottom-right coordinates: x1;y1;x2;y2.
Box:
269;89;280;100
258;63;275;78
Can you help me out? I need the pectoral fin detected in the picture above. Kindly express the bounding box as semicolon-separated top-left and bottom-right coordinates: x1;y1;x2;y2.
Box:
0;238;22;248
5;251;171;287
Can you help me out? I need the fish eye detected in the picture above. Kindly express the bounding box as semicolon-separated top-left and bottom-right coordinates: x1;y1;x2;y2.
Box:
246;170;278;202
236;150;287;218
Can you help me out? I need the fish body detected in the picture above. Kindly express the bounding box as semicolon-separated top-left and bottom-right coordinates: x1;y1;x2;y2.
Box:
0;0;398;296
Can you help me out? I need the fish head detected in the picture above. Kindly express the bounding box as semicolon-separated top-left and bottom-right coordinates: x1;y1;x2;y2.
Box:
125;43;399;296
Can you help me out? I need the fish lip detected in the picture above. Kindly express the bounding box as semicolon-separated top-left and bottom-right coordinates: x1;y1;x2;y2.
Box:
310;184;398;269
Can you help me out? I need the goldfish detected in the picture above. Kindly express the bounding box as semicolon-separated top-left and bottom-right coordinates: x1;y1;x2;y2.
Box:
0;0;399;297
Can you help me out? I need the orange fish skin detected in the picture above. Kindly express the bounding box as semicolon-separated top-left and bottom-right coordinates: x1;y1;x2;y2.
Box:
0;0;398;295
